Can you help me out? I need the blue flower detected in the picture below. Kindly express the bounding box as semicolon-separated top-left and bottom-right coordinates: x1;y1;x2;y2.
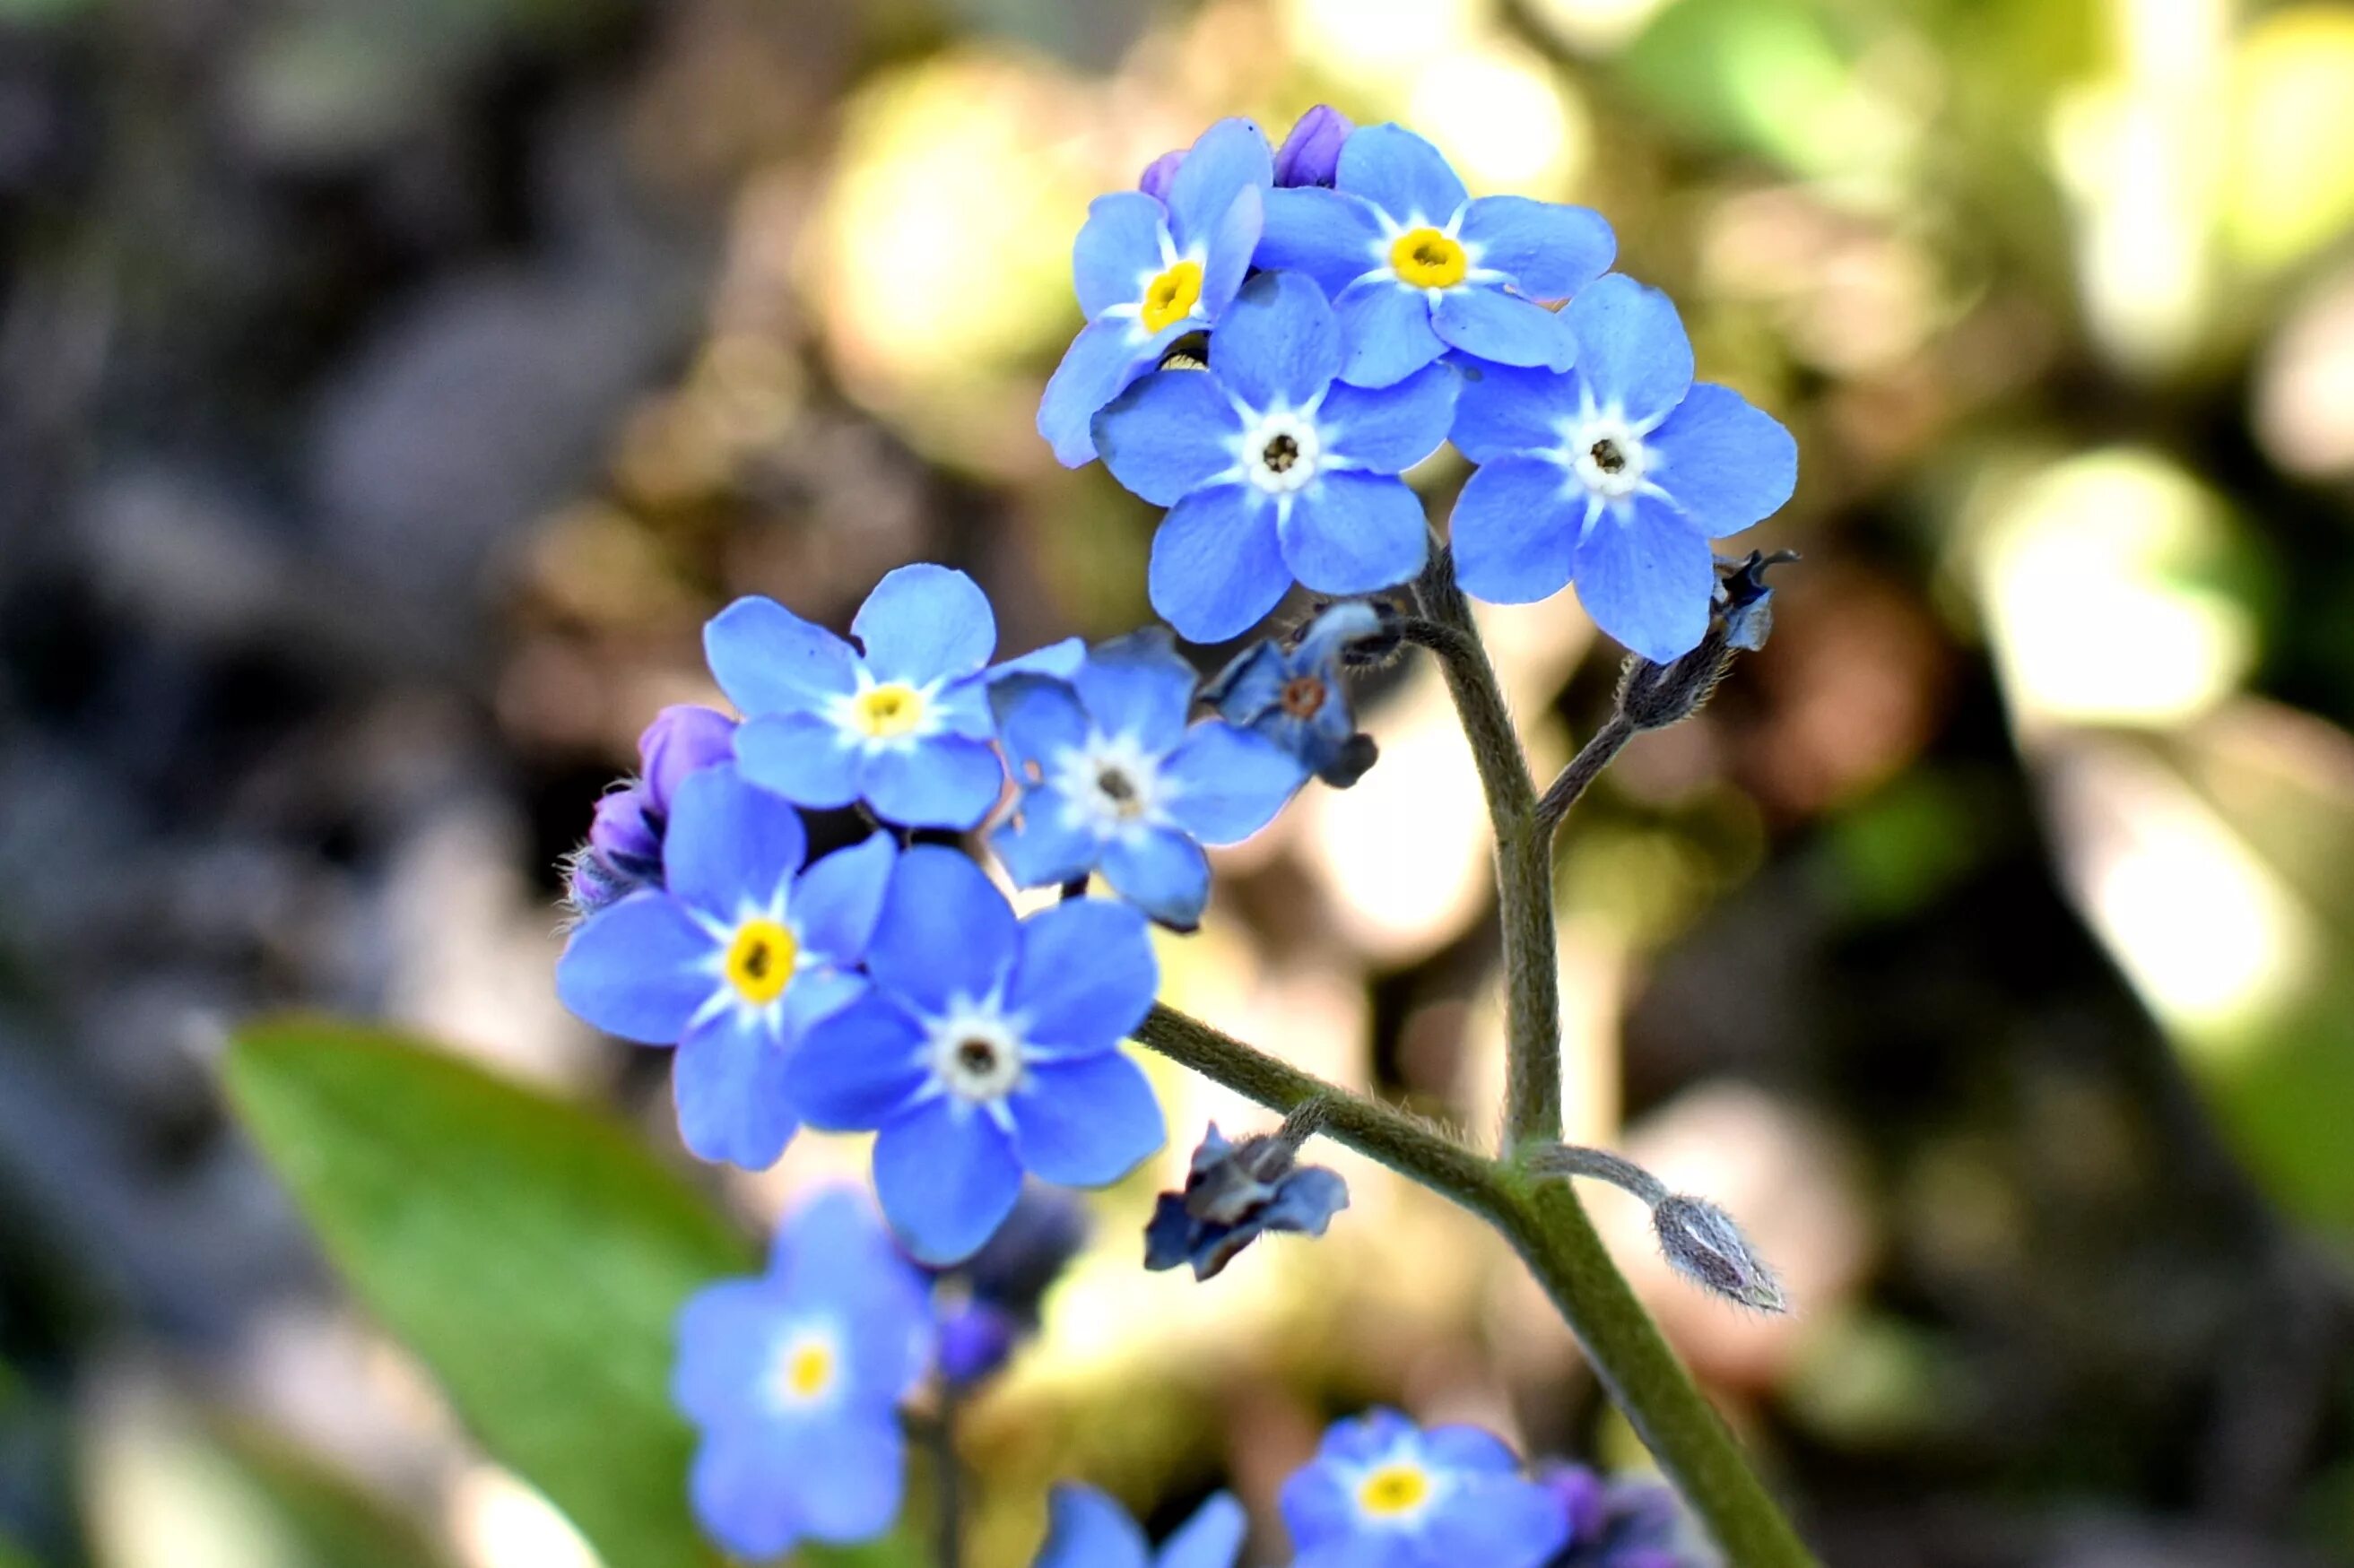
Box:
1039;118;1273;467
705;564;1017;830
786;846;1167;1264
1144;1122;1350;1279
673;1188;934;1561
1446;273;1799;663
555;765;895;1169
1281;1408;1570;1568
1255;123;1614;388
1201;602;1381;787
988;629;1307;929
1092;272;1456;642
927;1182;1090;1386
1035;1484;1247;1568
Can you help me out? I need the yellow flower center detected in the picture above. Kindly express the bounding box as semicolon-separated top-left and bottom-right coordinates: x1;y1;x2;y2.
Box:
1357;1461;1432;1518
1141;260;1204;334
852;682;926;740
1389;228;1467;290
773;1335;836;1406
725;919;797;1007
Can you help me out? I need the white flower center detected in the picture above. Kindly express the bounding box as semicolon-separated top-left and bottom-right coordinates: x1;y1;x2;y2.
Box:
1567;411;1653;500
1049;730;1174;839
1239;410;1323;496
928;1003;1027;1104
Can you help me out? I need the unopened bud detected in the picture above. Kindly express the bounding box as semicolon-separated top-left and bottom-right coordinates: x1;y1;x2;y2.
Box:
1652;1193;1786;1313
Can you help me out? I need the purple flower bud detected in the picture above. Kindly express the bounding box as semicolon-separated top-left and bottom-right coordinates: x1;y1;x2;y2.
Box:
1273;105;1353;188
637;705;737;818
587;784;661;871
1138;148;1186;203
934;1300;1021;1387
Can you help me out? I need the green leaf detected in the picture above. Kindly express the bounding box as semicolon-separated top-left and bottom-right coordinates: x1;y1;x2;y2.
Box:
224;1017;755;1568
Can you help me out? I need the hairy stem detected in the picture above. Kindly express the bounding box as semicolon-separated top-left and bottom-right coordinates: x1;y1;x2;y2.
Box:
1536;713;1636;838
1411;550;1561;1151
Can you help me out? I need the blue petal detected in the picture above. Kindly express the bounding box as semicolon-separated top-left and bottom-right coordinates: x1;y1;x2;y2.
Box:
1164;117;1273;257
673;1010;796;1169
555;894;713;1044
1073;191;1169;318
1148;485;1290;644
1265;1166;1351;1236
786;992;928;1130
990;795;1101;890
1099;827;1212;928
1565;274;1693;425
790;832;897;964
1419;1477;1570;1567
1158;1492;1248;1568
1447;360;1579;463
1292;1539;1420;1568
853;563;997;682
735;710;863;810
1038;1485;1150;1568
1431;286;1577;370
992;636;1086;682
1009;1053;1165;1186
867;845;1019;1013
1040;316;1178;467
1280;1456;1363;1552
1075;628;1197;754
663;765;807;915
1202;640;1285;725
1338;123;1468;227
1256;186;1386;296
1161;722;1307;845
1572;496;1716;663
1212;271;1341;412
873;1096;1024;1265
1005;897;1158;1052
672;1279;783;1426
860;734;1005;830
770;1413;909;1544
1420;1425;1520;1474
1295;601;1381;666
1458;195;1614;302
1093;371;1245;507
704;596;858;715
1196;183;1263;322
1320;360;1456;473
688;1423;806;1560
1447;454;1581;606
1278;471;1429;596
1334;276;1446;389
1316;1407;1418;1466
1647;381;1797;537
990;673;1089;774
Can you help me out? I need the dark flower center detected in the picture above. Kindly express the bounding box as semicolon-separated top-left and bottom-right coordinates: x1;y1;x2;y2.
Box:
1590;437;1627;473
740;940;773;980
955;1038;1001;1076
1279;674;1327;719
1097;767;1137;803
1262;433;1300;472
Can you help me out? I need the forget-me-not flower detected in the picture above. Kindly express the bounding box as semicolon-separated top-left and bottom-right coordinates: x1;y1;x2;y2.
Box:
1039;118;1273;466
706;564;1020;830
555;765;894;1169
1144;1122;1351;1279
1446;274;1799;663
1035;1484;1247;1568
787;846;1166;1264
1281;1408;1570;1568
1201;601;1381;786
1255;123;1614;388
990;629;1307;929
673;1188;933;1561
1093;272;1457;642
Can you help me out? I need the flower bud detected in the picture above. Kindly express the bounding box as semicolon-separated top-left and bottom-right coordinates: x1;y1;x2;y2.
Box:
1138;148;1186;203
1145;1121;1349;1280
1651;1193;1786;1313
638;705;738;818
1273;105;1353;187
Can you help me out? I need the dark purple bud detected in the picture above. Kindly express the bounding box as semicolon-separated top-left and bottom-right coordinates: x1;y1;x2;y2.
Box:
934;1300;1021;1387
1273;105;1353;188
587;784;661;871
1139;148;1186;203
638;705;738;817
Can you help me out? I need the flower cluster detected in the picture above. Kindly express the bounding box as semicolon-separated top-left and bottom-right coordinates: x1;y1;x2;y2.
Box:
1046;110;1795;663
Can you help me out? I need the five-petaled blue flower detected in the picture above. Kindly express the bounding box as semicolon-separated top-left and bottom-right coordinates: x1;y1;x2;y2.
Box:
673;1188;934;1561
1035;1484;1247;1568
555;765;894;1169
1093;272;1456;642
1281;1408;1570;1568
706;564;1020;830
1446;273;1798;663
787;846;1167;1264
1202;601;1381;787
990;629;1307;929
1039;117;1273;466
1256;123;1614;388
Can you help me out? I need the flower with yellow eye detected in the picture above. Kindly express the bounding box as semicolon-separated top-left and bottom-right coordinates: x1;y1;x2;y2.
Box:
673;1188;934;1561
556;765;896;1169
1038;117;1274;467
1256;122;1615;390
1281;1408;1571;1568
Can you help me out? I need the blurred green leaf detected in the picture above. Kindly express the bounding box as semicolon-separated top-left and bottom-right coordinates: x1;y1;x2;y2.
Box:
0;1538;33;1568
216;1421;456;1568
224;1017;755;1568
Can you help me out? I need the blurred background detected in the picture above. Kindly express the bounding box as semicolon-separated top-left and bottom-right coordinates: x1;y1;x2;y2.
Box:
4;0;2354;1563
